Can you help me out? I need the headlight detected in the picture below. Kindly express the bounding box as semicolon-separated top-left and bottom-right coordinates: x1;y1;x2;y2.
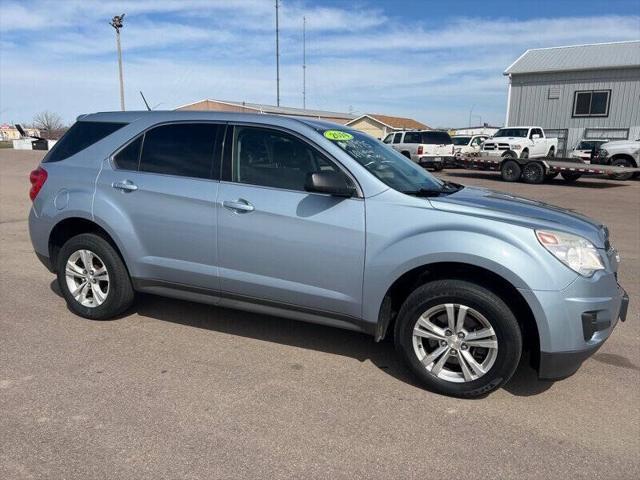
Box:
536;230;605;277
511;144;522;150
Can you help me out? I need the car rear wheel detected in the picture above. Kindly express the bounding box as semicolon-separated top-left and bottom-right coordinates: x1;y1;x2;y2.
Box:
521;162;545;184
394;280;522;398
56;233;134;320
610;158;634;181
501;159;521;182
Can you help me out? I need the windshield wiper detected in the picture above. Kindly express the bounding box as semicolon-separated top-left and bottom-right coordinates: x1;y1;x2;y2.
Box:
402;182;464;197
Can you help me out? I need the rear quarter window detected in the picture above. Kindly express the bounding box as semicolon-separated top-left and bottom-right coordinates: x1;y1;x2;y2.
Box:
420;132;452;144
43;121;126;163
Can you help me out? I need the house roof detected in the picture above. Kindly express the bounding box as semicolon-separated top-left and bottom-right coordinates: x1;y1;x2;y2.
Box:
504;40;640;75
175;98;355;120
347;113;430;130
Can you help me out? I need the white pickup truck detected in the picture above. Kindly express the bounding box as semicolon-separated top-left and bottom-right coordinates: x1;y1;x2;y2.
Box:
481;127;558;159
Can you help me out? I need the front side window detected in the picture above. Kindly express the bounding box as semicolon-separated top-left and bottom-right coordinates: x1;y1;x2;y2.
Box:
573;90;610;117
322;129;444;193
139;123;220;179
393;133;402;144
44;121;126;163
232;127;341;192
530;128;543;139
382;133;393;144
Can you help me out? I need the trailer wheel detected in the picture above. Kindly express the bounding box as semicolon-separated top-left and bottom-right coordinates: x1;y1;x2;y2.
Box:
501;160;521;182
560;172;582;183
521;162;545;184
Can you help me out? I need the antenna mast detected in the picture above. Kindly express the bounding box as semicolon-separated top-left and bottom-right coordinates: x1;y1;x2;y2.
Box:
302;16;306;109
275;1;280;106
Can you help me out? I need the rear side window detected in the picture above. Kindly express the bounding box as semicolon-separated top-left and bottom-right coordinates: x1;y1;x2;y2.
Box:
44;121;126;163
393;133;402;144
138;123;221;179
114;136;143;171
420;132;452;144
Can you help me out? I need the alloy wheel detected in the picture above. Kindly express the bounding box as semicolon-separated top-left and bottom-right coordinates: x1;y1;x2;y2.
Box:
412;303;498;383
65;249;110;308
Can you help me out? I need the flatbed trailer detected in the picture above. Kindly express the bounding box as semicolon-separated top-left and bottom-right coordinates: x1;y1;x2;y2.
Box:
456;155;640;184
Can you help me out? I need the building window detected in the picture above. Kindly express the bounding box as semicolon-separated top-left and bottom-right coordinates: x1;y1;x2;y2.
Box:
572;90;611;117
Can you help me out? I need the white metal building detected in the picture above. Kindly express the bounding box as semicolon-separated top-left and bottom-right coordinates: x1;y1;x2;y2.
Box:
504;41;640;156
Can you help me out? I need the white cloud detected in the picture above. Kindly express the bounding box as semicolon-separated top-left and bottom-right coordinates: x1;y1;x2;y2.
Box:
1;0;638;127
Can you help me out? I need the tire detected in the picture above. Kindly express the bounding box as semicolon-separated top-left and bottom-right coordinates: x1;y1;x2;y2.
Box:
401;151;411;160
502;151;517;160
610;158;634;181
434;164;444;172
56;233;134;320
560;171;582;183
394;280;522;398
521;162;545;184
501;159;521;182
546;148;555;159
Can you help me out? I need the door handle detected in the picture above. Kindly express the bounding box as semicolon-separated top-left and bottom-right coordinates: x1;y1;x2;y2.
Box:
112;180;138;192
223;199;255;213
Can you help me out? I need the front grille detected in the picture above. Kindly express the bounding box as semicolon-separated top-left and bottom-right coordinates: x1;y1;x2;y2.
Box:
497;143;510;150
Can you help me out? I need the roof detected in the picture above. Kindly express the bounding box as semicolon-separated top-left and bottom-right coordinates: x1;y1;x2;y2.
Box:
346;113;430;130
504;40;640;75
175;98;355;120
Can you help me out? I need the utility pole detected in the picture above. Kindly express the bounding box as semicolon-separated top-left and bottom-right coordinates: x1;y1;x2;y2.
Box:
110;14;126;111
468;104;475;127
302;16;306;109
275;1;280;106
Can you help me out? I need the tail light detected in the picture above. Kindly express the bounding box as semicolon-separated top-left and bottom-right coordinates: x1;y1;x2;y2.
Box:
29;167;47;201
417;146;423;155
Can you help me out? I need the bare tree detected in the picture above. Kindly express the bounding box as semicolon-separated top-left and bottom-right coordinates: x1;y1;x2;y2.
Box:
32;111;66;139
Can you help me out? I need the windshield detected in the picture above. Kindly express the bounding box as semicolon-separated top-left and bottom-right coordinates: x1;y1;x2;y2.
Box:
321;129;444;193
452;136;471;145
494;128;528;138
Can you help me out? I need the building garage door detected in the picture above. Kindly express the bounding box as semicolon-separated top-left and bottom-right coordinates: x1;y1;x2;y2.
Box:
544;129;568;157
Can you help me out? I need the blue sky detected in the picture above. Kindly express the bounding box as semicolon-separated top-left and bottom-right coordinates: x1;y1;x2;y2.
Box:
1;0;638;127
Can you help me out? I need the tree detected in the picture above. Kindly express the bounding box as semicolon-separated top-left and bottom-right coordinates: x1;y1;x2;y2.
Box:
32;111;66;139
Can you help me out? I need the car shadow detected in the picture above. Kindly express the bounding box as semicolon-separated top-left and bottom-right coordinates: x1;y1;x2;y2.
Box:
50;280;556;397
441;171;629;189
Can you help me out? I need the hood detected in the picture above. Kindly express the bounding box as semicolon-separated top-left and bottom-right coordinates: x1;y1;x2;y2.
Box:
602;139;639;149
429;186;607;248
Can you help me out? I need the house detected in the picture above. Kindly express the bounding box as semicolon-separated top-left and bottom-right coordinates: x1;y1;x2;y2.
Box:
504;40;640;156
345;114;430;139
175;99;355;125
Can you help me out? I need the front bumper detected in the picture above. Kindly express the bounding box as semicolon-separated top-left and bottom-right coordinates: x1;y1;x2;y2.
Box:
528;277;628;380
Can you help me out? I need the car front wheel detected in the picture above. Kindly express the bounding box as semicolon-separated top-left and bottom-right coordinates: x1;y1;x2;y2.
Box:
56;233;134;320
394;280;522;398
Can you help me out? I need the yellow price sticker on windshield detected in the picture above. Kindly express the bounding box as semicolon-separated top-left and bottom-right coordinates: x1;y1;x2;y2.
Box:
323;130;353;141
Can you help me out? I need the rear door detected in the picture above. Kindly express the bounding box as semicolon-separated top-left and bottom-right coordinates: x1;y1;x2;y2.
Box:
94;122;223;290
217;125;365;319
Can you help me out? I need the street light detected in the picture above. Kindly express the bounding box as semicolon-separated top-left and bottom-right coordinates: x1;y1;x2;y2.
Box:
109;14;126;111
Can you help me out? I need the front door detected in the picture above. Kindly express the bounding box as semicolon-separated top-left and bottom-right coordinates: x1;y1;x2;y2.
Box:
217;125;365;319
94;122;223;290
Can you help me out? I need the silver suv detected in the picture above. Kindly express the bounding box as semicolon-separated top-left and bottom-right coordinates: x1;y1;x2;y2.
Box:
383;130;454;170
29;111;628;398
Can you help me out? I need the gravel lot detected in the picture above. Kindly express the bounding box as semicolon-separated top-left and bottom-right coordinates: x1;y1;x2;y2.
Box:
1;149;638;479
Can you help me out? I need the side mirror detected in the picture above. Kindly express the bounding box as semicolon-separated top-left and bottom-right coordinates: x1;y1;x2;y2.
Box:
532;134;540;140
305;171;356;197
